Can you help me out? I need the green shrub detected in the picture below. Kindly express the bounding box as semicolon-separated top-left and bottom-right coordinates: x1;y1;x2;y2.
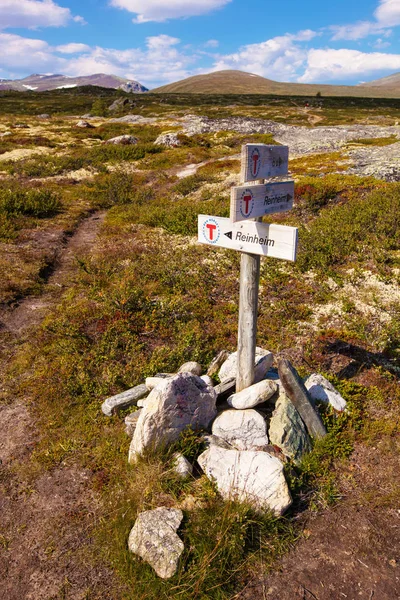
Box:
0;188;61;217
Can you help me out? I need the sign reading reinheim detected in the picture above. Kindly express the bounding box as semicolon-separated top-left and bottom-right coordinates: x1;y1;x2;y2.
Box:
230;181;294;223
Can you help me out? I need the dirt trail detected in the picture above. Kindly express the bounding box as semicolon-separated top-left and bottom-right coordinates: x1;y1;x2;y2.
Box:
0;211;106;336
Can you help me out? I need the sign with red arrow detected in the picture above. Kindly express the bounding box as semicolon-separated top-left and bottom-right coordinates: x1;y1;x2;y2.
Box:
230;181;294;223
241;144;289;182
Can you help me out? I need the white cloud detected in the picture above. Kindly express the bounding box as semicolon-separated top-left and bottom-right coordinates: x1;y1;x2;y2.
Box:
0;33;65;71
0;0;82;30
56;43;90;54
330;21;385;41
109;0;231;23
212;31;318;82
204;39;219;48
375;0;400;27
299;48;400;83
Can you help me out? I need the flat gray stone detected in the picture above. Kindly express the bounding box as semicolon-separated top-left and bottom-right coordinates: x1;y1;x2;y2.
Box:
128;507;184;579
198;446;292;514
101;384;148;416
129;373;217;462
278;359;327;439
269;393;312;464
227;379;277;409
212;409;269;451
218;347;273;383
125;409;143;437
304;374;347;412
105;134;138;145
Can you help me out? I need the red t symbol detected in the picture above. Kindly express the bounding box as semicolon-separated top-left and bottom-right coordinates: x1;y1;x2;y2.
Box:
252;152;259;176
206;223;217;241
243;193;252;215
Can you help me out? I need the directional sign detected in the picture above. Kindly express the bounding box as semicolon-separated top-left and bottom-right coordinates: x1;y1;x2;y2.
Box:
198;214;298;261
230;181;294;223
241;144;289;182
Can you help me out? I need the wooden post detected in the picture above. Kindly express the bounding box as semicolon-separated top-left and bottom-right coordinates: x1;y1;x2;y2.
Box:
236;250;260;391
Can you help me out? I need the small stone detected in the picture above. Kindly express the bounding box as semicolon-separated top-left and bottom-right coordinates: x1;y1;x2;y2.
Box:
278;359;327;440
105;134;138;145
218;347;273;383
207;350;230;378
128;507;184;579
198;446;292;515
145;375;174;390
76;120;94;128
227;379;277;409
101;384;148;416
155;132;182;147
37;113;50;119
125;409;143;437
269;392;312;464
129;373;217;462
304;374;347;412
0;131;11;137
178;362;202;376
172;453;193;478
200;375;214;386
212;409;269;450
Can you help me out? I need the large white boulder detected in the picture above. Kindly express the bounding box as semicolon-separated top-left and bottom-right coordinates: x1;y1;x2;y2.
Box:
269;392;312;464
128;507;184;579
218;347;273;383
304;374;347;412
212;409;269;451
198;446;292;515
227;379;277;409
129;373;217;462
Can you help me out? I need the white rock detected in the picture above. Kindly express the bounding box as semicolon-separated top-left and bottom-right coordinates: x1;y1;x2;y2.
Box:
304;374;347;412
227;379;277;409
137;398;149;408
155;132;182;147
76;120;93;128
128;507;184;579
145;375;174;390
269;393;312;464
200;375;214;386
178;362;202;376
218;347;273;383
129;373;217;462
172;453;193;478
198;446;292;515
212;410;269;451
105;134;138;145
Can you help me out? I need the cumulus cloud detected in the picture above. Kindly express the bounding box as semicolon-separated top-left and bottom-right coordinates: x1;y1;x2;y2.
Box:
0;0;82;30
56;43;90;54
329;0;400;41
212;31;318;81
0;33;65;72
375;0;400;27
299;48;400;83
110;0;231;23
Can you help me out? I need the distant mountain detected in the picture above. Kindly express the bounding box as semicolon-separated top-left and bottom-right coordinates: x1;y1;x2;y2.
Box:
359;72;400;88
0;73;148;93
152;69;400;98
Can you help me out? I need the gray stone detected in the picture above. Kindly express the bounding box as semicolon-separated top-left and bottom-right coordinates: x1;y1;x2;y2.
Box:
101;384;148;416
269;392;312;464
128;507;184;579
178;362;202;376
278;359;327;439
145;374;174;390
200;375;214;386
129;373;217;462
105;134;138;145
218;347;273;383
207;350;230;378
76;120;94;128
37;113;50;119
0;131;11;137
125;410;143;437
198;446;292;515
214;377;236;399
172;453;193;478
304;374;347;412
212;409;269;451
137;398;149;408
227;379;277;409
155;132;182;147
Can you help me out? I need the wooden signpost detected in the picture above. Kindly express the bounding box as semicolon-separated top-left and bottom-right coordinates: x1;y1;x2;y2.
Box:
198;143;296;391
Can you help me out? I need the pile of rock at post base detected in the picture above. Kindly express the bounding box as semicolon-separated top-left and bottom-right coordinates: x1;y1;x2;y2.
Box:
101;349;347;579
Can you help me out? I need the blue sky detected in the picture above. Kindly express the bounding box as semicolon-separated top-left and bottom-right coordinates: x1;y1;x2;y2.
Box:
1;0;400;88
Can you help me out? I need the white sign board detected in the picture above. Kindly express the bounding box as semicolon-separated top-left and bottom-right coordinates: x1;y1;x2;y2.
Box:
230;181;294;223
241;144;289;182
198;215;298;262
